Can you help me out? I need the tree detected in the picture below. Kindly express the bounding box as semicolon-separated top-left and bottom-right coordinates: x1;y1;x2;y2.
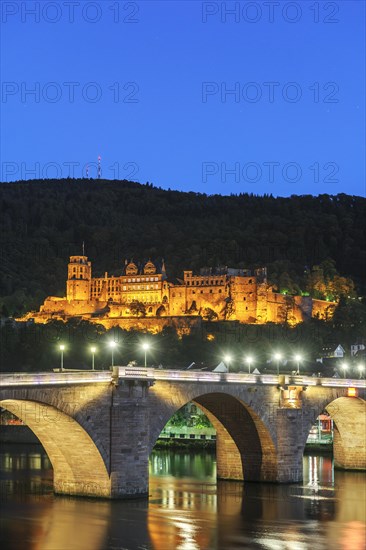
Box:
201;307;218;321
129;300;146;317
278;296;296;326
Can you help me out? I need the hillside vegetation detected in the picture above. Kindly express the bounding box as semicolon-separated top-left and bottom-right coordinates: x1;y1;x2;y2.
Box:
0;179;365;316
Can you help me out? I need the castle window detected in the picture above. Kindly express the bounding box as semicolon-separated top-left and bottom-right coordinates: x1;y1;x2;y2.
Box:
243;297;246;301
187;282;190;286
210;289;213;293
192;291;196;295
155;277;158;281
249;279;253;284
219;289;222;293
137;278;140;282
246;307;248;310
200;290;203;294
132;278;136;282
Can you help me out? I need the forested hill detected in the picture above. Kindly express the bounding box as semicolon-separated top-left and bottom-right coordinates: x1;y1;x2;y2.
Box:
0;179;365;315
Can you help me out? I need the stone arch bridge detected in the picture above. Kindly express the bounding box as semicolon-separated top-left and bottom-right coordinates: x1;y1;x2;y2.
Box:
0;368;365;499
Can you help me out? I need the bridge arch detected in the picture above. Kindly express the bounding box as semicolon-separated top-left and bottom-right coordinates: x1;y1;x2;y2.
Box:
326;397;366;470
0;398;111;497
149;388;278;482
300;392;366;471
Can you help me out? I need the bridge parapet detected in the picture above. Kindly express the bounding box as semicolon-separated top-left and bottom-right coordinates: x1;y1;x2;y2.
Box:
0;371;111;387
1;368;365;391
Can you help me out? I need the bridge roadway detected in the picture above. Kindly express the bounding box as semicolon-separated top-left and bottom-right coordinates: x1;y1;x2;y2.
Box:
1;368;365;499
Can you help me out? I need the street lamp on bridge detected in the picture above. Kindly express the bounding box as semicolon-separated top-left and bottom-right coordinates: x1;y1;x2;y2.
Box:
223;354;232;372
294;354;303;375
59;344;65;372
358;363;365;379
108;341;117;368
245;355;253;374
342;362;348;379
142;342;150;367
90;346;97;371
274;352;282;376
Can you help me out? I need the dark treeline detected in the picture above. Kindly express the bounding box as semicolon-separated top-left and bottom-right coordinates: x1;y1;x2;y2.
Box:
1;310;365;374
0;178;365;315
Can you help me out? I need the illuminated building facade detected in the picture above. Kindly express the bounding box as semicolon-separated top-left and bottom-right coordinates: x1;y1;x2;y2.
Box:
21;255;336;331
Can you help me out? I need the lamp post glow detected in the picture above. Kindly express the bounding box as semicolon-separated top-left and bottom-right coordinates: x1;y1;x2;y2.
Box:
342;362;348;379
245;355;253;374
358;364;365;379
223;354;232;373
59;344;65;372
91;346;96;371
294;354;302;375
142;343;150;367
109;341;117;368
274;353;282;376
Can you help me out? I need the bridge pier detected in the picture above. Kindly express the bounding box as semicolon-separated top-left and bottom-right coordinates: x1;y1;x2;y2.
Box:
109;380;151;498
275;409;304;483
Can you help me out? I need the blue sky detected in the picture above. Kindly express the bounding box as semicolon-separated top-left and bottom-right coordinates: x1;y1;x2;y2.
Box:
1;0;365;196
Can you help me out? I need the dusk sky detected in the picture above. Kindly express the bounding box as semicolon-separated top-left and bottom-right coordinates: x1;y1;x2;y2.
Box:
1;0;365;196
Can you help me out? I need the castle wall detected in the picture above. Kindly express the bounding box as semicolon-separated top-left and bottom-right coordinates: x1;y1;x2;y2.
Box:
312;298;336;320
169;285;187;316
94;315;202;336
230;276;257;322
256;283;268;323
265;293;317;324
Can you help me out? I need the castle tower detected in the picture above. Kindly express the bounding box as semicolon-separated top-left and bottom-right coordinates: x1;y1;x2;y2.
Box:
66;256;92;302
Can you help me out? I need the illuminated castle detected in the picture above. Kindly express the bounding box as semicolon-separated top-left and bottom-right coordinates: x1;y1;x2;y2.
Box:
22;255;335;331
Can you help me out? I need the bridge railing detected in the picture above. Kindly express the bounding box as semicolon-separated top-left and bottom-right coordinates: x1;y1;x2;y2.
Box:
0;368;365;389
0;371;111;387
115;367;366;388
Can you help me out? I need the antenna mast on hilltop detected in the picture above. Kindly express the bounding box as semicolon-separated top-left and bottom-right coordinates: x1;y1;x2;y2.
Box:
82;241;85;256
97;155;101;179
86;165;89;178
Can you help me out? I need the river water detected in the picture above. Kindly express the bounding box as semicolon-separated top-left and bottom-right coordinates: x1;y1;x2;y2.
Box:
0;444;365;550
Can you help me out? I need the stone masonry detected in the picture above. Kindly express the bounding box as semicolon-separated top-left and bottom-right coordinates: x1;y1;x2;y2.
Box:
0;372;365;498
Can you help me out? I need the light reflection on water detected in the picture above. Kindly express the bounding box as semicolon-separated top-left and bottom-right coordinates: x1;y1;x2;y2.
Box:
0;445;365;550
